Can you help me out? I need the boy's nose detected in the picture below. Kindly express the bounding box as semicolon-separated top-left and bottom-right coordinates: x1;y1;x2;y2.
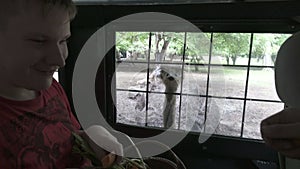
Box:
45;44;66;67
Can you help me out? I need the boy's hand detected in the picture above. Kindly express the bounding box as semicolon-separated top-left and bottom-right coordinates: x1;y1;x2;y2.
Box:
80;125;123;167
261;108;300;159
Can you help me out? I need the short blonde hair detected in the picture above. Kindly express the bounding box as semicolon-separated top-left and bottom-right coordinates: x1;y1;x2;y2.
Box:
40;0;77;20
0;0;77;30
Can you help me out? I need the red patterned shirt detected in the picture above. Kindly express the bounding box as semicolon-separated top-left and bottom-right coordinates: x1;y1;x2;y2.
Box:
0;79;87;169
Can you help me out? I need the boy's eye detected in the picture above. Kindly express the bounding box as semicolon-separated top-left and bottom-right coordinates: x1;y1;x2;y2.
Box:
59;38;69;44
30;39;47;44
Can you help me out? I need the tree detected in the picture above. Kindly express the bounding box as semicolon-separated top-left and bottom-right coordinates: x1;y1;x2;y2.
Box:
271;34;291;63
185;33;211;71
116;32;149;61
213;33;251;65
153;32;172;64
252;33;291;65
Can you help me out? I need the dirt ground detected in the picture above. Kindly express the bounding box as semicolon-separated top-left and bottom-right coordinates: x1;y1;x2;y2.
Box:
113;63;284;140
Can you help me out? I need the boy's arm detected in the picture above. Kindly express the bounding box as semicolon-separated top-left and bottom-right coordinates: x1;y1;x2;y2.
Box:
78;125;123;167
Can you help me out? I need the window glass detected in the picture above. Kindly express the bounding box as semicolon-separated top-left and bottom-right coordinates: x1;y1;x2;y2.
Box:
116;90;146;126
114;31;289;140
244;101;284;139
215;99;243;137
53;72;59;81
182;65;208;95
186;32;211;65
247;68;280;101
149;32;185;63
116;32;149;63
250;33;291;67
212;33;251;65
209;66;247;98
115;63;148;91
180;95;206;131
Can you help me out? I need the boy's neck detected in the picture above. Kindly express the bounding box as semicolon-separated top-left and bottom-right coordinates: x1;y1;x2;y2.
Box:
0;85;38;101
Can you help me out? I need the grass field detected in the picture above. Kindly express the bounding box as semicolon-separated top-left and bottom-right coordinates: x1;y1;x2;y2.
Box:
115;63;284;140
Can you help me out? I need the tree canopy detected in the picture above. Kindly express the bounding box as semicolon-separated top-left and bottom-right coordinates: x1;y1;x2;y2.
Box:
116;31;291;66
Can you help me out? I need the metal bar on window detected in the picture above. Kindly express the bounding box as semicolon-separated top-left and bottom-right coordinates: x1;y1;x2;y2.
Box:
116;88;282;104
240;33;254;137
144;32;153;127
118;61;275;69
177;32;188;129
117;60;184;65
203;32;214;132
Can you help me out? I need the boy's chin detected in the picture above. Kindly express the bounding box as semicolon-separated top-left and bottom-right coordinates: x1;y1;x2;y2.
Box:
41;78;54;89
30;78;54;91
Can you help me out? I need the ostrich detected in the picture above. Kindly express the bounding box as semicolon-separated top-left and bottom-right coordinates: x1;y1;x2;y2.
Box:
134;93;146;111
159;69;179;129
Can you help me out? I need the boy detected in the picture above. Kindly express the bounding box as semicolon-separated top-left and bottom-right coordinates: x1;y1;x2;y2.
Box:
0;0;122;168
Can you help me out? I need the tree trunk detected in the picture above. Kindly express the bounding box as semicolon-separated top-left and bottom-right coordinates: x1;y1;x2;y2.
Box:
226;55;230;65
232;56;237;65
263;41;273;66
154;33;171;69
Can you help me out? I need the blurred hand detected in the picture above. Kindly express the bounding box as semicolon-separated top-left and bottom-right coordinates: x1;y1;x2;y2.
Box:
261;108;300;159
80;125;123;167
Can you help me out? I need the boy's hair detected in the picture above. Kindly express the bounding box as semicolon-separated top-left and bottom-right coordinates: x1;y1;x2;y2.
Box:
41;0;77;20
0;0;77;30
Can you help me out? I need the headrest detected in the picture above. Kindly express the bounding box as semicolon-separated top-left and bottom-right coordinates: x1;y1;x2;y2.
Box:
275;32;300;108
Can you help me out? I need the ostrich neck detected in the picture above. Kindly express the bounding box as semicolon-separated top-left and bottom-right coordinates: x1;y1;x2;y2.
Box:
164;87;177;101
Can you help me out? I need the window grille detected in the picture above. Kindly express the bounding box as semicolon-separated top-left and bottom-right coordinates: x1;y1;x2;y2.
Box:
114;31;290;140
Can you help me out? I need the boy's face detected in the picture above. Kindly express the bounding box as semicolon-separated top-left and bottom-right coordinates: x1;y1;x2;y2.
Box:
0;2;71;91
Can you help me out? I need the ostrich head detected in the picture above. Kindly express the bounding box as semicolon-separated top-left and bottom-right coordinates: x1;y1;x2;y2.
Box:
158;69;179;93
